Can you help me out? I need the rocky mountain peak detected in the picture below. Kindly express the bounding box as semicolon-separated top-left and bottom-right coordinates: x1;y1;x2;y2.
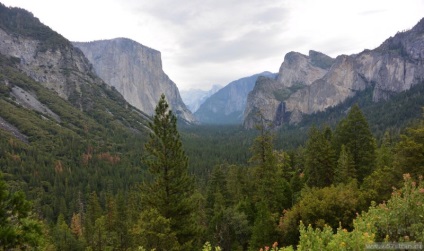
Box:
276;51;330;88
309;50;335;69
73;39;197;124
244;17;424;128
375;17;424;61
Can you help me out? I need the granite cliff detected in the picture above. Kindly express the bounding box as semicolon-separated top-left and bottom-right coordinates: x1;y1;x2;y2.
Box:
73;38;196;124
244;17;424;128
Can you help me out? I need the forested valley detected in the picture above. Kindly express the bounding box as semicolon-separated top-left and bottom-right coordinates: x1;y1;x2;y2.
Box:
2;76;424;250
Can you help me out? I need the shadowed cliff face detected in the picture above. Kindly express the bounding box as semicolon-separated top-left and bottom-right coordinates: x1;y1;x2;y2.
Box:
73;38;197;124
244;17;424;128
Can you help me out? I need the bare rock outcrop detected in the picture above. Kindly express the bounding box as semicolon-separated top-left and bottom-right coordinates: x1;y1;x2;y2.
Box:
244;17;424;128
74;38;197;124
0;28;100;108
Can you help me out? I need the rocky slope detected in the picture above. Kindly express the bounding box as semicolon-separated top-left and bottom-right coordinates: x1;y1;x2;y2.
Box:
195;72;276;124
73;38;197;124
244;17;424;128
0;4;150;138
0;16;100;109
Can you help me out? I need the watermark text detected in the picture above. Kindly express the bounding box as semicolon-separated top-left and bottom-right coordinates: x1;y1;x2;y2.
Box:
366;242;423;250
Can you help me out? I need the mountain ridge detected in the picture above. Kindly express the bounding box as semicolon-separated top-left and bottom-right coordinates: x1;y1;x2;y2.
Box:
243;17;424;128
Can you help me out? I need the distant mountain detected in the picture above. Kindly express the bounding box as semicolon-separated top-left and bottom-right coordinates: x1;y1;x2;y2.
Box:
73;38;197;124
180;85;222;113
244;17;424;128
195;72;276;124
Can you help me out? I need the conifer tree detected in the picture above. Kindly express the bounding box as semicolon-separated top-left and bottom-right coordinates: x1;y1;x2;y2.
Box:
249;202;279;250
334;104;376;182
142;94;197;250
248;120;291;250
395;117;424;178
305;126;336;187
249;122;278;209
84;191;102;248
334;144;356;183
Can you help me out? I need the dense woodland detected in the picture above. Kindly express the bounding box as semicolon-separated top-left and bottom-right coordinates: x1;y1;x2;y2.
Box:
2;77;424;250
1;3;424;250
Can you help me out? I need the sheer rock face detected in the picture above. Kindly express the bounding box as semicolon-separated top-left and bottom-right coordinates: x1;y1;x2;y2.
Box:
244;18;424;128
73;38;197;124
0;28;99;106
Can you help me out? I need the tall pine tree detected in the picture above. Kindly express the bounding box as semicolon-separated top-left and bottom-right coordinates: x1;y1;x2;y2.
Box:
334;144;356;184
248;121;291;250
141;94;198;250
395;116;424;179
305;126;336;187
334;104;376;182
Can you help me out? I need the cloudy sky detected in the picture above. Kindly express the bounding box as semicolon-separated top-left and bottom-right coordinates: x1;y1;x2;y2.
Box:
2;0;424;91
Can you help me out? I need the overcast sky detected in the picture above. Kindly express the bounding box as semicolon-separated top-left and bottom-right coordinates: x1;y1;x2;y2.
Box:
2;0;424;91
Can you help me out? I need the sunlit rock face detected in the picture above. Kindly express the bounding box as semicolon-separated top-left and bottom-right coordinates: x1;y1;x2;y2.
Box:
243;18;424;128
74;38;197;124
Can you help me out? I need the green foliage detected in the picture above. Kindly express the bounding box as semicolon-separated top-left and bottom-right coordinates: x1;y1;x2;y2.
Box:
333;104;376;182
296;219;375;251
142;94;198;250
334;145;356;184
202;241;222;251
204;164;252;250
180;124;255;179
364;174;424;242
132;208;179;251
53;214;83;251
249;203;279;250
395;118;424;178
293;174;424;250
279;181;366;246
0;172;44;249
305;126;336;187
361;165;398;203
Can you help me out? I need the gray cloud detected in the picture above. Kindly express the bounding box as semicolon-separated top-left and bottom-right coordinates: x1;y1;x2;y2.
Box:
179;25;288;65
115;0;424;89
123;0;290;64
